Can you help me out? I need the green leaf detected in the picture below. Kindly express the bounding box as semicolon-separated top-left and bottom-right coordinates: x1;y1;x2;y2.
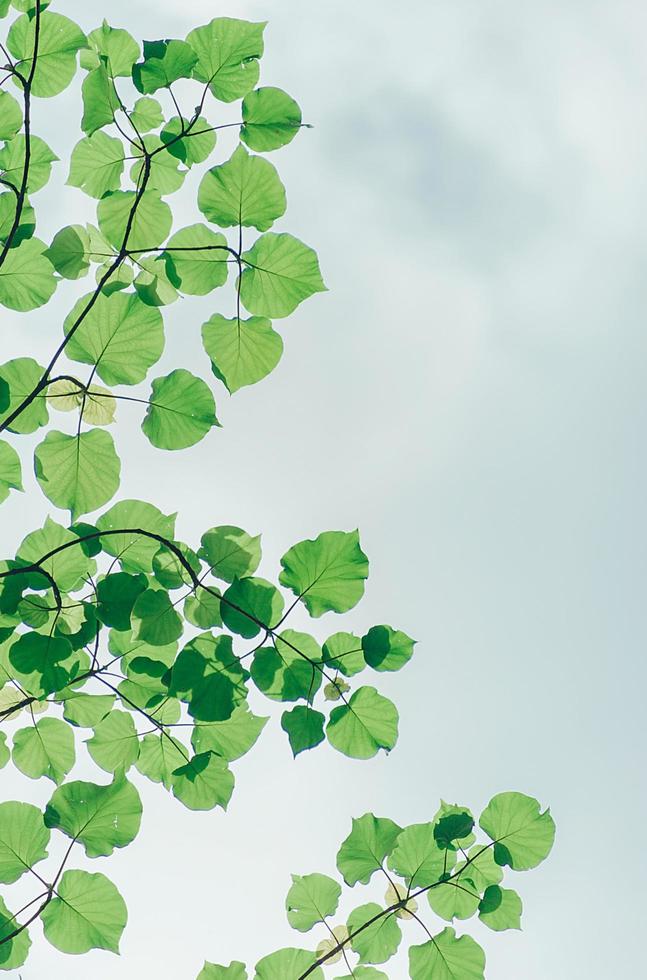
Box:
0;238;56;311
0;894;31;969
286;873;341;932
96;572;147;631
455;846;503;892
0;191;35;246
198;145;286;232
97;189;172;252
479;792;556;870
12;718;75;784
198;964;247;980
81;65;117;135
170;633;246;722
199;525;261;582
336;813;402;886
142;368;217;450
87;21;139;77
409;929;485;980
97;498;176;573
134;255;179;307
45;224;91;279
130;135;186;196
202;314;283;394
132;588;183;646
221;576;284;638
362;626;415;673
7;12;86;98
347;902;401;964
187;18;265;103
478;885;522;931
279;530;367;617
281;705;325;756
427;878;481;922
0;801;49;883
322;632;365;677
326;687;398;760
130;96;163;133
0;357;47;434
44;775;142;858
135;732;188;789
0;135;58;193
336;970;387;980
68;132;125;198
133;38;197;94
240;233;326;318
153;543;200;589
253;949;322;980
252;630;322;703
191;704;267;762
388;822;453;889
64;289;164;386
61;692;115;728
34;429;121;519
241;87;302;152
171;751;235;811
0;91;22;140
184;586;222;628
164;223;229;295
86;710;140;773
434;811;475;850
0;733;8;768
18;517;93;592
0;440;22;504
41;869;127;954
8;632;79;698
161;116;216;166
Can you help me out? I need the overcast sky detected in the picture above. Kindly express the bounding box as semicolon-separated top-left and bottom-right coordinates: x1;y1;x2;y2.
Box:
1;1;646;977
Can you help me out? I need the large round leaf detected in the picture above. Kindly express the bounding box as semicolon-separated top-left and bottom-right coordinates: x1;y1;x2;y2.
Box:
326;687;398;760
34;429;121;519
198;146;286;232
202;314;283;394
7;12;86;98
142;369;217;450
41;870;127;954
0;238;56;311
240;233;326;318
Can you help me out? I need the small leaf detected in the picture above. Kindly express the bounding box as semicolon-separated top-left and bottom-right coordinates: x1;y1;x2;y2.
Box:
86;21;140;77
0;440;22;504
361;625;415;673
202;314;283;394
187;18;265;103
241;87;302;152
142;369;217;450
164;224;229;295
281;705;325;756
286;873;341;932
12;718;75;784
45;225;91;280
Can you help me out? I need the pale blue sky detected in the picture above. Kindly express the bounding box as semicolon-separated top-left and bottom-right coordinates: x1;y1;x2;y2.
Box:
1;2;645;977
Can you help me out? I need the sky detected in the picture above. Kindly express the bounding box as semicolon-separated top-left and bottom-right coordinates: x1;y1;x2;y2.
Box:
1;1;646;977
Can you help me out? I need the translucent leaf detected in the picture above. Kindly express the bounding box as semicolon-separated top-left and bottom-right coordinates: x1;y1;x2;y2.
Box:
455;846;503;892
0;733;8;768
252;630;322;703
130;96;163;133
0;800;49;883
64;290;164;386
68;132;125;199
281;705;325;756
134;255;179;307
96;498;176;573
253;948;322;980
0;895;30;970
171;751;235;811
18;517;92;592
47;379;116;426
198;525;261;582
61;692;115;728
347;902;401;964
322;632;365;677
7;11;86;98
41;870;127;954
198;146;286;232
45;225;91;279
86;710;140;773
479;792;556;870
314;925;349;966
202;314;283;394
384;882;418;920
132;38;197;94
286;873;341;932
12;717;75;784
336;814;402;887
169;633;246;722
44;774;142;857
197;964;247;980
184;586;222;628
408;929;485;980
187;18;265;103
240;233;326;318
164;223;229;295
161;116;215;165
191;704;267;762
387;823;452;889
141;369;217;450
0;238;57;311
362;626;415;673
81;65;117;136
478;885;522;931
0;440;22;504
279;530;368;617
34;429;121;519
241;87;302;152
135;732;188;789
97;189;172;252
0;192;35;245
0;91;22;141
8;632;81;698
427;878;480;922
131;589;183;646
87;21;140;77
130;136;186;196
221;576;283;638
0;134;58;192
